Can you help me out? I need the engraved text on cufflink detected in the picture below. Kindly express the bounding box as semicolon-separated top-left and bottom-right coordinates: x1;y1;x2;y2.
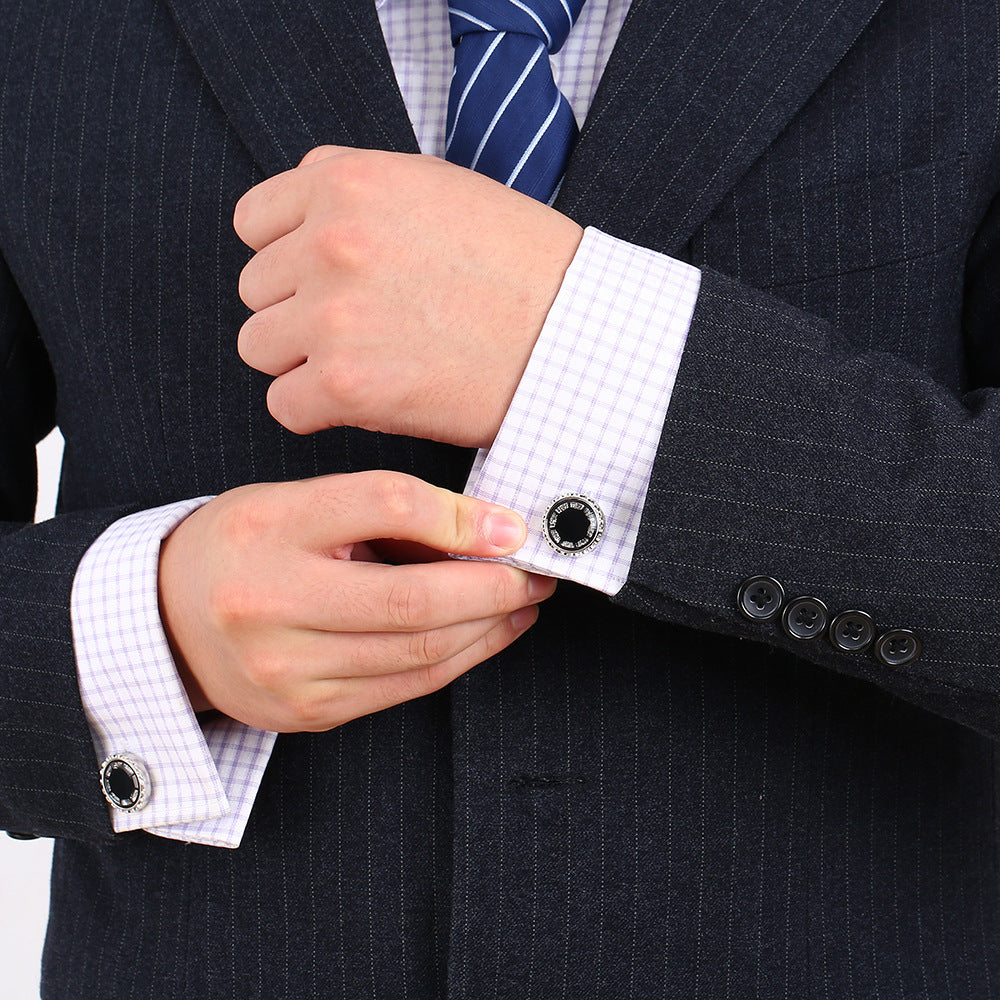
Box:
542;495;604;556
99;752;150;813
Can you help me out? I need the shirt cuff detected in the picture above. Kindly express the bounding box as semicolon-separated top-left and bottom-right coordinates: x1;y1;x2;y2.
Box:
71;499;277;849
463;226;701;594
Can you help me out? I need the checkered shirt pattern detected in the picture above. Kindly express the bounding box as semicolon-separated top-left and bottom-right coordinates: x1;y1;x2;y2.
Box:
71;0;702;846
465;227;700;592
72;501;277;847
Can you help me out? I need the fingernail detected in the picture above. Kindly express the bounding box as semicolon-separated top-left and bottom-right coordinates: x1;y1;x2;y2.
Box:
485;511;525;550
511;605;538;632
529;575;557;601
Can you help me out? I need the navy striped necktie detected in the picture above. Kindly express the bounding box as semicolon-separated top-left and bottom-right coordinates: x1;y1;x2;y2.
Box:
445;0;587;204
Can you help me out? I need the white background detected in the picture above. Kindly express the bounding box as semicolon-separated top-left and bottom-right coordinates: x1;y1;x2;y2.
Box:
1;429;66;1000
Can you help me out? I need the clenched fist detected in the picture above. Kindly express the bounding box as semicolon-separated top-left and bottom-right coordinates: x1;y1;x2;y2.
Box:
233;146;583;448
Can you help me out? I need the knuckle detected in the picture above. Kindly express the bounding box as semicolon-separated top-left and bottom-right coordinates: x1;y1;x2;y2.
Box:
266;377;311;435
471;618;512;666
414;662;455;697
311;218;344;261
384;580;427;631
344;632;390;675
217;491;275;549
314;296;342;333
259;170;288;208
314;355;367;414
207;578;253;629
237;312;269;367
316;292;361;345
491;570;518;612
376;665;434;706
245;650;292;692
412;628;448;666
328;150;370;191
314;356;342;396
370;474;419;528
299;144;337;167
284;691;327;731
312;215;369;269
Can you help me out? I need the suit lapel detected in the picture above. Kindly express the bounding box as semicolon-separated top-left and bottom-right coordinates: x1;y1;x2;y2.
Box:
557;0;886;256
163;0;418;178
165;0;887;247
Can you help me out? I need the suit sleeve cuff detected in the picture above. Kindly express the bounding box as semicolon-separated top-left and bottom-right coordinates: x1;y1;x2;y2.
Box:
464;226;701;594
71;499;277;849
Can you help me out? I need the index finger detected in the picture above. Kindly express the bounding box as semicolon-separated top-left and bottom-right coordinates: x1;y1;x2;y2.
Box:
232;145;354;250
233;167;309;251
302;557;555;633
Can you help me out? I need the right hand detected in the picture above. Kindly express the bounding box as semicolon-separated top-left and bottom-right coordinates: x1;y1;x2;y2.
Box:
158;471;555;732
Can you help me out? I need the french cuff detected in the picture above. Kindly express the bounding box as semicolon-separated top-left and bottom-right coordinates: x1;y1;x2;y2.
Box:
72;498;276;849
464;227;701;594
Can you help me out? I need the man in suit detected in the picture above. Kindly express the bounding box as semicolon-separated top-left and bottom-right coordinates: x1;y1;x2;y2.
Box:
2;0;1000;996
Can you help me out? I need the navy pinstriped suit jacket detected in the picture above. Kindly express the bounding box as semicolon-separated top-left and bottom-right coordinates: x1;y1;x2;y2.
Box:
2;0;1000;996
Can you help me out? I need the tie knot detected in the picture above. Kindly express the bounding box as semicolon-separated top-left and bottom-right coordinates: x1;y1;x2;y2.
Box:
449;0;585;54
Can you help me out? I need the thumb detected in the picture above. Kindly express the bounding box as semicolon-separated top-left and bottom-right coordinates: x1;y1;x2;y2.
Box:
298;471;527;557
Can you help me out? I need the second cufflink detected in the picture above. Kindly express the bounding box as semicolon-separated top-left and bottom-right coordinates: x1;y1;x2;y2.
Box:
99;752;150;813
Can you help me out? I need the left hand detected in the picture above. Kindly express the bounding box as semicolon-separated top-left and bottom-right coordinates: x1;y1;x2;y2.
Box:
233;146;583;449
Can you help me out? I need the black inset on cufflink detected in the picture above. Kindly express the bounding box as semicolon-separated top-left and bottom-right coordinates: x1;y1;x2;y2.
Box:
542;495;604;556
737;576;785;622
829;610;876;653
99;753;150;813
782;596;829;640
874;629;922;668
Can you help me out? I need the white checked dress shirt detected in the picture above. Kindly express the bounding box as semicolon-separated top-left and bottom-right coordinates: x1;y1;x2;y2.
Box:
70;0;701;847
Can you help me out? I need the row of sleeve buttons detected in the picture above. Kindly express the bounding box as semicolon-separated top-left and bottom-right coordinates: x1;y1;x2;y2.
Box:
737;576;922;667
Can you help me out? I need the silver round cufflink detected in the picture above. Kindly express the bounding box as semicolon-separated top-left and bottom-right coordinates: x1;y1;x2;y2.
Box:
99;752;150;813
542;494;604;556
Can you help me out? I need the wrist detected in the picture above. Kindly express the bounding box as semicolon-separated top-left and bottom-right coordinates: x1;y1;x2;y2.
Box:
157;512;214;714
481;215;584;448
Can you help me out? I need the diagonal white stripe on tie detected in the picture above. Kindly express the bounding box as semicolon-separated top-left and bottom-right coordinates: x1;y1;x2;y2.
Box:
445;31;507;151
505;91;562;187
469;44;545;171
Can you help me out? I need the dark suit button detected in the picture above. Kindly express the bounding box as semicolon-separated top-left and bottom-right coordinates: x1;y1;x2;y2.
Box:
782;596;828;640
829;610;875;653
5;831;38;840
874;629;922;667
737;576;785;621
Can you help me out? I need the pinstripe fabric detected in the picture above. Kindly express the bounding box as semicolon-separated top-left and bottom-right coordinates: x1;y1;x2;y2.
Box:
2;2;461;994
1;0;1000;998
69;0;654;850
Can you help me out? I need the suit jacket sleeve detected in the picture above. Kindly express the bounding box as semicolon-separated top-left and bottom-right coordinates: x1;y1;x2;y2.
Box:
615;189;1000;739
0;251;137;843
